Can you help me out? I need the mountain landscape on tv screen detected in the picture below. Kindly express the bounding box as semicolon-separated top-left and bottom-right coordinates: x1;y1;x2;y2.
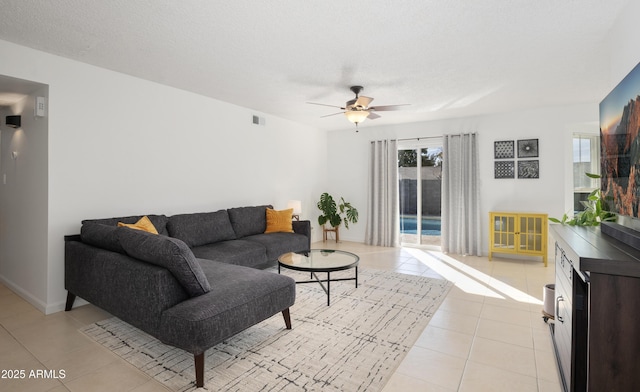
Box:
601;94;640;217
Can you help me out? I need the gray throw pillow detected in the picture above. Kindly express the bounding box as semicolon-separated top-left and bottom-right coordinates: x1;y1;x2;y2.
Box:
116;227;211;297
81;223;125;254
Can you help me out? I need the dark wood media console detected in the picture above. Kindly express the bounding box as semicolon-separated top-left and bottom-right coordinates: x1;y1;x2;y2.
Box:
550;224;640;392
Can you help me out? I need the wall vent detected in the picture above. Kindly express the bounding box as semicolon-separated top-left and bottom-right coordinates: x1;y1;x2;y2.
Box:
252;115;265;126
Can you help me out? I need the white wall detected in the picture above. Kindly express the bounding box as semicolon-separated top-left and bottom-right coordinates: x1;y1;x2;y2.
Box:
606;0;640;86
326;104;599;253
0;39;327;314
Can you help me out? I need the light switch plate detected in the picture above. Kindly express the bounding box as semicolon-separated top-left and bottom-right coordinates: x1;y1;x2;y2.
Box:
36;96;45;117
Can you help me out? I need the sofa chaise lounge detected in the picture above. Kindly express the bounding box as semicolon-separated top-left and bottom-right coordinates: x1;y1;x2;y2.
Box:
64;205;311;387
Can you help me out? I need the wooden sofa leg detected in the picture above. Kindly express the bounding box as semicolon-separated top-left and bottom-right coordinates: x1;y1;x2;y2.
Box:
282;308;292;329
194;353;204;388
65;292;77;311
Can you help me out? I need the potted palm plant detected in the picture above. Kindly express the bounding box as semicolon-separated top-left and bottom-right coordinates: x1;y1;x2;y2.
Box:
317;192;358;241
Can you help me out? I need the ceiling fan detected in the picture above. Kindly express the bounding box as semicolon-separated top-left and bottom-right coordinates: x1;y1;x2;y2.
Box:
307;86;409;130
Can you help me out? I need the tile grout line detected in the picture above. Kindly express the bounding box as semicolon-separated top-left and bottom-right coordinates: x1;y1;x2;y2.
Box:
457;296;484;391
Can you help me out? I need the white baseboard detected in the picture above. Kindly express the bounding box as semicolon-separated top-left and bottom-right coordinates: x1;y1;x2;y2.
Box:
0;275;89;315
0;274;48;314
46;297;89;314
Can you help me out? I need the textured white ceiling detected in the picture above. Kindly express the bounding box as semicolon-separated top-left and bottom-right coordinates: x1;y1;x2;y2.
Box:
0;0;630;130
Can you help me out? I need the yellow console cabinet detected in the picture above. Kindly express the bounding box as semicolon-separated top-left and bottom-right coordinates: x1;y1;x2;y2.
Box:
489;212;548;266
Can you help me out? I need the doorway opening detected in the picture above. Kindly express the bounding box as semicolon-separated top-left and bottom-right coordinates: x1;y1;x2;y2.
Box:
0;73;50;313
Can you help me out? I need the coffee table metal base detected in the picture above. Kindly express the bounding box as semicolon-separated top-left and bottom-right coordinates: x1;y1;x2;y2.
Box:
279;267;358;306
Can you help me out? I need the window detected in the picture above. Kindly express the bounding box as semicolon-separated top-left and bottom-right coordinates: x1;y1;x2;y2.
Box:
573;133;600;211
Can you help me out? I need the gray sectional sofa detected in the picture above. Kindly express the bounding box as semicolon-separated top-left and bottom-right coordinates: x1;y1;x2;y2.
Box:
64;205;311;388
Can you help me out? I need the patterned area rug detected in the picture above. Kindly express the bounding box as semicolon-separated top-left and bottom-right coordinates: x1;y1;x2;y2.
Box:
80;268;452;391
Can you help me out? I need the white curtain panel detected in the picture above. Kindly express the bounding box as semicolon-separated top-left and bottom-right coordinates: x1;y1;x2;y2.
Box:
441;133;481;255
365;139;399;247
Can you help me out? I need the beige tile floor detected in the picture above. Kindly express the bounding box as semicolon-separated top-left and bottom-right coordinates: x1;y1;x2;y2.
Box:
0;241;561;391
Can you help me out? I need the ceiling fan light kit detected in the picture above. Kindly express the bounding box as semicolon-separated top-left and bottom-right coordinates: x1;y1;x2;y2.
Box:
307;85;408;131
345;110;369;125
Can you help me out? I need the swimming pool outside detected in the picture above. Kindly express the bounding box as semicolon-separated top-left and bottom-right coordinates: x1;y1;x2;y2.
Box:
400;216;441;236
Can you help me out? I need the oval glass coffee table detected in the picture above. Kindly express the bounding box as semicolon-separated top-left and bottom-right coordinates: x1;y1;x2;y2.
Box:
278;249;359;306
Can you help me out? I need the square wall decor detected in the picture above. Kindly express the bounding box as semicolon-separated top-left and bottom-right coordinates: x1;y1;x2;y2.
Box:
517;139;539;158
494;140;514;159
495;161;515;179
518;160;539;178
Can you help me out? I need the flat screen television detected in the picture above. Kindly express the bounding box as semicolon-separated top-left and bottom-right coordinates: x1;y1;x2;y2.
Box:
600;61;640;230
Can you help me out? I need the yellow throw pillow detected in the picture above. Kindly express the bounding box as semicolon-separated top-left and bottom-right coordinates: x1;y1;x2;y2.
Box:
265;208;294;234
118;216;159;234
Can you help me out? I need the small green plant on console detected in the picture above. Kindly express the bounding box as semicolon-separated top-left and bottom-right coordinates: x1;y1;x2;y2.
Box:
549;173;616;226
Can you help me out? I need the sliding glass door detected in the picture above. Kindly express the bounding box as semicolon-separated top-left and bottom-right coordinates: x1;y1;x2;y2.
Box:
398;139;442;247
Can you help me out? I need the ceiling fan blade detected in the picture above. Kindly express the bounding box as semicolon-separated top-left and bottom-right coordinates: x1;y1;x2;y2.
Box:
320;112;345;118
307;102;346;109
355;96;374;108
369;104;410;111
368;112;381;120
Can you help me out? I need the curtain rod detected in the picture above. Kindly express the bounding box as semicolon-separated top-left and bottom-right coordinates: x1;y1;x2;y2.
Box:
396;135;443;141
397;132;477;142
